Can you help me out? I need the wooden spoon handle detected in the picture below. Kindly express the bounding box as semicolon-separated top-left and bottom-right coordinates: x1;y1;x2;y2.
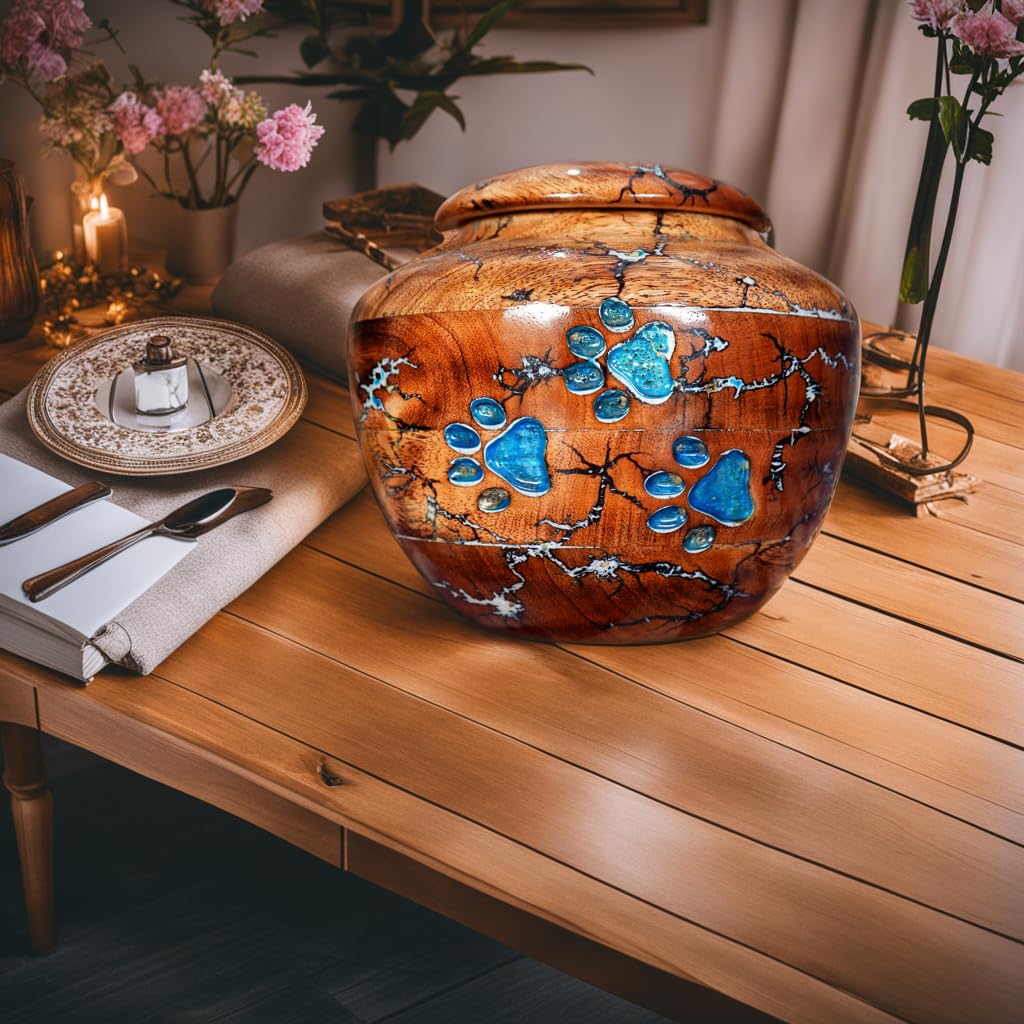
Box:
22;523;157;603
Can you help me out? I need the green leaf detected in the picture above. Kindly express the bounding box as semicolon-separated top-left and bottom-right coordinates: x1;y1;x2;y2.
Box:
907;97;936;121
398;91;445;143
462;58;594;76
967;124;994;165
936;95;966;160
325;87;374;101
299;33;331;68
900;245;929;308
435;93;466;131
465;0;518;49
899;97;951;304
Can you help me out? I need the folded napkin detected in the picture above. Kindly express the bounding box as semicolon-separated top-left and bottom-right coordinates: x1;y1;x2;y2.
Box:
211;232;414;383
0;387;366;677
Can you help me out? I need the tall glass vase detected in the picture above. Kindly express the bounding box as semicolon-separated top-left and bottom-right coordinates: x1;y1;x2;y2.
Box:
0;159;41;342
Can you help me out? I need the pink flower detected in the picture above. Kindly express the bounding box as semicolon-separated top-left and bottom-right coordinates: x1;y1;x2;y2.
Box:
1;6;45;65
26;41;67;80
951;3;1024;56
46;0;91;51
108;92;164;155
254;102;325;172
1002;0;1024;26
154;85;207;136
908;0;964;30
1;0;88;80
209;0;264;26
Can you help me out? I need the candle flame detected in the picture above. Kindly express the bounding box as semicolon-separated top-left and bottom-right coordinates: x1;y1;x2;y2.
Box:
99;193;110;219
89;196;100;211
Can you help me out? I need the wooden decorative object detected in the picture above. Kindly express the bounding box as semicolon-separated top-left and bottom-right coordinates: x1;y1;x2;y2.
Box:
323;183;445;251
843;327;978;512
402;0;709;31
348;162;860;643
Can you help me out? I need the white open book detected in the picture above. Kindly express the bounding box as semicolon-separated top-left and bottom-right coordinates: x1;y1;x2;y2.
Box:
0;454;192;682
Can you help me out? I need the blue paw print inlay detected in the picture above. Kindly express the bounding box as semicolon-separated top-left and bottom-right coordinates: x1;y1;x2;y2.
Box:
445;398;550;514
559;297;756;554
563;298;676;423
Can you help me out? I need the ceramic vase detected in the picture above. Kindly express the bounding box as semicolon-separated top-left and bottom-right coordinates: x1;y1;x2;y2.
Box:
0;159;41;343
166;201;238;284
349;163;860;644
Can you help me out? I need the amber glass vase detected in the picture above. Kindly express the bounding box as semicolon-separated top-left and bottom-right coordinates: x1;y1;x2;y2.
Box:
0;159;41;342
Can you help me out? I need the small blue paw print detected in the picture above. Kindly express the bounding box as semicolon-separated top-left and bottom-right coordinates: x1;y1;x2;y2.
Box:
444;398;550;514
563;298;676;423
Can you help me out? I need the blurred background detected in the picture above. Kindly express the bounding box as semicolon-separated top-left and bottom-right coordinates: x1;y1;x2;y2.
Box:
2;0;1022;368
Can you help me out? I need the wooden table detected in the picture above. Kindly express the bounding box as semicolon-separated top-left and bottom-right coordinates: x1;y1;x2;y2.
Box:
1;329;1022;1024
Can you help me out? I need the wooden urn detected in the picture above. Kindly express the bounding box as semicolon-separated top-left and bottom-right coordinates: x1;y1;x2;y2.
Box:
349;163;860;644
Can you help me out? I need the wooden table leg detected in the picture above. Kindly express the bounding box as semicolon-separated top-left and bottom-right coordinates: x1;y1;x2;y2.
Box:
2;723;55;954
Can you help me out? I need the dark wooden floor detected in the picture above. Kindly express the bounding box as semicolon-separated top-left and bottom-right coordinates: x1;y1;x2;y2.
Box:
0;736;669;1023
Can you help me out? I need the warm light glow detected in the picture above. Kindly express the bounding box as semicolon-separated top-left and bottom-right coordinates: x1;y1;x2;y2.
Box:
99;193;110;219
89;196;100;211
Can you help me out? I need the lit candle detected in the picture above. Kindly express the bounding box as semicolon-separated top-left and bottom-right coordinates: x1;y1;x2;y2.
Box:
83;193;126;275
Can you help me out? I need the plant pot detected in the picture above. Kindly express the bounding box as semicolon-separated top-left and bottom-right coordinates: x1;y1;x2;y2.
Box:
166;201;238;284
348;162;861;644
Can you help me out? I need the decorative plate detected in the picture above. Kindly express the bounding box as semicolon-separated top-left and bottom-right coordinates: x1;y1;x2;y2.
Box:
27;316;307;476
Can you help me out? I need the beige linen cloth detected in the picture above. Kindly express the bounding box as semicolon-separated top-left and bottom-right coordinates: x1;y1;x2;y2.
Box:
0;231;402;675
0;390;367;675
212;232;413;381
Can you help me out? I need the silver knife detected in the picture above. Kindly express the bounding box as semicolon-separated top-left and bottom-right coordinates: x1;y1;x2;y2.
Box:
21;485;272;603
0;482;113;547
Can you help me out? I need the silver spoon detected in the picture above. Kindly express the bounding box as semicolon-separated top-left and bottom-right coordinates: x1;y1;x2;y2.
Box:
22;486;272;603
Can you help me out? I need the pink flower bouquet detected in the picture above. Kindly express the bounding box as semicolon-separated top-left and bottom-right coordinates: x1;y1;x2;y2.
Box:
0;0;326;210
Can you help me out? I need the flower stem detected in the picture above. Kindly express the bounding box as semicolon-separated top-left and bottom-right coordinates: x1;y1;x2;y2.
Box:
180;139;203;207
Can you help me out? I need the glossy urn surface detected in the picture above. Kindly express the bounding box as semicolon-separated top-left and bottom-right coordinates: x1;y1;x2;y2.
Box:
348;163;860;644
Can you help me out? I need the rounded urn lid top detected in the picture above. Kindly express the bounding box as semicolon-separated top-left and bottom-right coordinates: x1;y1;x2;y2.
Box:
435;162;771;233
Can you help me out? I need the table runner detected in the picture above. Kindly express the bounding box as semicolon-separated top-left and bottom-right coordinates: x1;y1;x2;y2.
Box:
211;233;414;382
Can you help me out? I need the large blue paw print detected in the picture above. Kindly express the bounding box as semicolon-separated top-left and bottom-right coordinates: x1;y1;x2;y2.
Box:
444;397;550;514
563;298;676;423
641;444;755;553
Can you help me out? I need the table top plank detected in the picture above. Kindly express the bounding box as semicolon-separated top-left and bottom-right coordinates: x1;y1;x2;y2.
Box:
821;479;1024;601
13;657;899;1024
3;319;1023;1023
859;382;1024;450
151;610;1024;1024
315;492;1024;762
793;534;1024;660
224;542;1024;934
725;583;1024;746
924;481;1024;544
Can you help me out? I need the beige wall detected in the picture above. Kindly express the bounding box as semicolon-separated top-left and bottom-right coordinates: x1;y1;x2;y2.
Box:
380;12;734;197
3;1;1021;368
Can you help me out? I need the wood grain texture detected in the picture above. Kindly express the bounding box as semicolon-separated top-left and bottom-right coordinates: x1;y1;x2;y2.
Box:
2;724;55;953
434;163;772;233
2;308;1023;1022
351;164;860;643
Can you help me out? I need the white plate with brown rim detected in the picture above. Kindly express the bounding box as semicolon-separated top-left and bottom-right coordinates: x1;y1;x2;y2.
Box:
26;316;307;476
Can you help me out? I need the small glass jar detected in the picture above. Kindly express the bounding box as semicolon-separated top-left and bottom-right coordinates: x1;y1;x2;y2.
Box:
133;335;189;415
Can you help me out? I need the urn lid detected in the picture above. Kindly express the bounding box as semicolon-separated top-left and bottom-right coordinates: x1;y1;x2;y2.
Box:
435;162;771;234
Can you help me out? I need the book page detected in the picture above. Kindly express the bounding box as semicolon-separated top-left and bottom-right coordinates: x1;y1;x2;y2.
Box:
0;454;192;643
